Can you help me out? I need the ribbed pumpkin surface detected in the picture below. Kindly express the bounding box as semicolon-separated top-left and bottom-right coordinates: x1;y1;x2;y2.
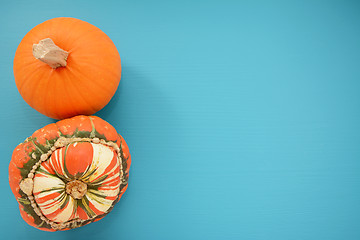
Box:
13;17;121;119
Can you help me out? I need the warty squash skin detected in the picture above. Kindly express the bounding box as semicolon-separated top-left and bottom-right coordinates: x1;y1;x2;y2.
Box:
13;17;121;119
8;115;131;231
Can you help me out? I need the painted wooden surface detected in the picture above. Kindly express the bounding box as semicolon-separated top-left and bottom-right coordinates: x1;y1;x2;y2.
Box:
1;1;360;239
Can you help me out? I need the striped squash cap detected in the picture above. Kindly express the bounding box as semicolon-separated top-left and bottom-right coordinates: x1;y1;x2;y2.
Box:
8;115;131;231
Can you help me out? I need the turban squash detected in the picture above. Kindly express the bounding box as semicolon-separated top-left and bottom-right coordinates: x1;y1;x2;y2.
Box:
8;115;131;231
13;17;121;119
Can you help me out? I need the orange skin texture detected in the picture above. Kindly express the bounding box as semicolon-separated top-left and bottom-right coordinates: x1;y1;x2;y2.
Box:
9;116;131;231
19;206;56;232
9;141;36;199
31;123;60;145
13;17;121;119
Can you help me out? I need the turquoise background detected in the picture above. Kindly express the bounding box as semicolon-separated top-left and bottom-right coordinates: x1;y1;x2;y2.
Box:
1;0;360;239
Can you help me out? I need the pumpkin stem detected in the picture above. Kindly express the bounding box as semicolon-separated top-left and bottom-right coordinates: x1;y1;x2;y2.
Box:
65;180;87;199
33;38;69;69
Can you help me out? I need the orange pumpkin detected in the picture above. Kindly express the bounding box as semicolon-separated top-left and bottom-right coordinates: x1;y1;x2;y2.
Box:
14;17;121;119
9;115;131;231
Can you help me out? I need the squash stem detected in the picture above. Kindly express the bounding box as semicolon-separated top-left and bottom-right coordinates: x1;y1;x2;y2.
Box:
33;38;69;69
65;180;87;199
